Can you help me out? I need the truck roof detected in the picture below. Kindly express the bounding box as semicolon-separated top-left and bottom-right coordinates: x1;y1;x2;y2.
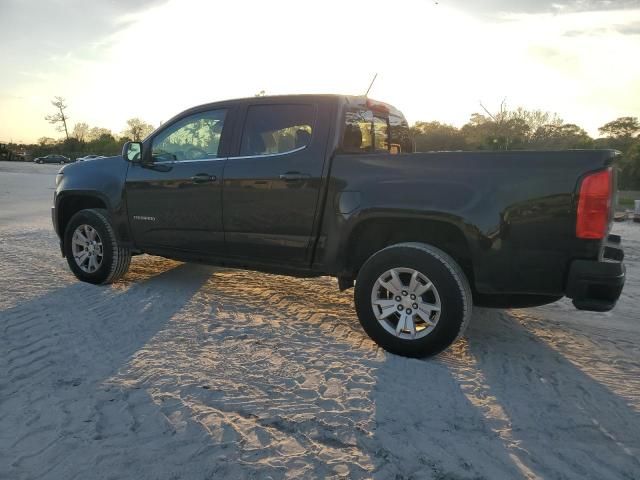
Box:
176;94;404;119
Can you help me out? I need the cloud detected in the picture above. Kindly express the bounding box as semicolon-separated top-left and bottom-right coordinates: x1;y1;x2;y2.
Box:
615;20;640;34
1;0;639;142
0;94;25;100
562;19;640;36
0;0;166;70
445;0;640;15
528;46;582;73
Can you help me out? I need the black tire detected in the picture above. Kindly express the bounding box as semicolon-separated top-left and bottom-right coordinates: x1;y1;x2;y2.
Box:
354;242;472;358
63;208;131;284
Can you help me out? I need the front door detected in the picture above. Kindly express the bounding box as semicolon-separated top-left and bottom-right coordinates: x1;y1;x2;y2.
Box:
125;108;230;254
222;102;329;264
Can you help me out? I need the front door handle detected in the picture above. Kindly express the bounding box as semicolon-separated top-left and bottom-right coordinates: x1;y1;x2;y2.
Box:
191;173;216;183
279;172;310;181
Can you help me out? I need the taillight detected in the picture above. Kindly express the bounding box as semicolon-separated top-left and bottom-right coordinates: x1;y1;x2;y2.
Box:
576;168;612;239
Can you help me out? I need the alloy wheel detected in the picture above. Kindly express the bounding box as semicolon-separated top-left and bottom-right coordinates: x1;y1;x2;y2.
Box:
370;267;441;340
71;224;104;273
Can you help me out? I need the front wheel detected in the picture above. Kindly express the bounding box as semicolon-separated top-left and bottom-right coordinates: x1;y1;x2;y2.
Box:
354;242;472;358
63;208;131;284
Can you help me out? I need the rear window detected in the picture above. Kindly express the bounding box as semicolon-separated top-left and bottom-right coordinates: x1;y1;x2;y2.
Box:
240;104;315;156
342;109;413;154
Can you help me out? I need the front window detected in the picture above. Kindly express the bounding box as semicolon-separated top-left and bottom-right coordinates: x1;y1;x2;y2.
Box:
152;109;227;162
240;104;315;156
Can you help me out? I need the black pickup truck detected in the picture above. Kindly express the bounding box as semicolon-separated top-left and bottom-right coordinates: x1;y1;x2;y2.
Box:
52;94;626;357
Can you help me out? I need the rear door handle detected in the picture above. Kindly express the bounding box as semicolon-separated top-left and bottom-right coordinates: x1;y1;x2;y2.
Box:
191;173;216;183
279;172;310;181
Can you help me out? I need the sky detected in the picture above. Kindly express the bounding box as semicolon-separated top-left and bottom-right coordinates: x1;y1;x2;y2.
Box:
1;0;639;143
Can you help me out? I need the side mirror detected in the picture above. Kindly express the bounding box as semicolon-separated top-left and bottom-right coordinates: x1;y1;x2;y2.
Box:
123;141;143;162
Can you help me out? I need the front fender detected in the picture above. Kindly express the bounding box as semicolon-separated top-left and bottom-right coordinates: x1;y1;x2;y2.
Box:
53;156;133;247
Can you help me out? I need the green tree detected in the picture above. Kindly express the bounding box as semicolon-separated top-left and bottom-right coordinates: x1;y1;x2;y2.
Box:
38;136;56;147
616;140;640;189
460;113;530;150
412;121;466;151
597;117;640;153
62;137;82;153
530;124;593;150
507;107;564;135
87;127;113;142
598;117;640;139
87;132;120;156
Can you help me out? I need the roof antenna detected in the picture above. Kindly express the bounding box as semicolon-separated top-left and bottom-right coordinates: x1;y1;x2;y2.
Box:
364;73;378;97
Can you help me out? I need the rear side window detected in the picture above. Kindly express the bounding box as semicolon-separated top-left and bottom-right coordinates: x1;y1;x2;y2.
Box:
343;110;375;153
240;104;315;156
343;109;413;154
389;113;414;154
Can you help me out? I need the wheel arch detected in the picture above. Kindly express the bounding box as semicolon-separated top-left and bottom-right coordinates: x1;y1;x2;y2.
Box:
56;192;110;254
343;215;475;288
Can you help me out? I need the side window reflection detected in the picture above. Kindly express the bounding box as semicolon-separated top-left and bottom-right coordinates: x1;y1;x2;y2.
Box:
240;104;315;157
152;109;227;162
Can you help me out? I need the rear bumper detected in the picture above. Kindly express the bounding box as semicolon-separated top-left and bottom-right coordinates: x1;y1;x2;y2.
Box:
566;234;625;312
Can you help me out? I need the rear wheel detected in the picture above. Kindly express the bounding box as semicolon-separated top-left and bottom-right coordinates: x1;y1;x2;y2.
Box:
354;242;472;357
63;208;131;284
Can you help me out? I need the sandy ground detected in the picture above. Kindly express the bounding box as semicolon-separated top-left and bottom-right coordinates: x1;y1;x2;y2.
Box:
1;160;639;480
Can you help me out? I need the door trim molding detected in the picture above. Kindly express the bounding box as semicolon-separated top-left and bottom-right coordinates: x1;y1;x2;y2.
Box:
227;145;307;161
153;157;228;165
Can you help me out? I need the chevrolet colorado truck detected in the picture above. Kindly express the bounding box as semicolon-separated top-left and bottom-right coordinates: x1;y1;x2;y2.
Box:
52;94;626;357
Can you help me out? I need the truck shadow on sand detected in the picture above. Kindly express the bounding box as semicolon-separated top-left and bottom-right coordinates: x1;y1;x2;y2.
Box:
2;262;639;480
0;259;214;479
456;309;640;480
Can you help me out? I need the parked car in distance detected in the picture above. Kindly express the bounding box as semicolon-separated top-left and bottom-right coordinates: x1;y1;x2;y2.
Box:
76;154;106;162
34;154;70;164
51;94;626;358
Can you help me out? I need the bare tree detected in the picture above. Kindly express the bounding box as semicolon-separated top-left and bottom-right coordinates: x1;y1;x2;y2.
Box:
45;96;70;140
72;122;90;143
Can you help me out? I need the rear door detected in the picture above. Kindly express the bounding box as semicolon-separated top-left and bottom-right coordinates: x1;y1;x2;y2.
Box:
125;107;232;254
222;102;330;264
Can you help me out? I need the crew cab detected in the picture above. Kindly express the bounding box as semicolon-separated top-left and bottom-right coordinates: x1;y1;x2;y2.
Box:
51;94;626;357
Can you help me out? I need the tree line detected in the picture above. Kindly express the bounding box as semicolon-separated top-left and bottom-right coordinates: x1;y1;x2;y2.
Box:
5;96;640;189
412;100;640;189
25;97;155;160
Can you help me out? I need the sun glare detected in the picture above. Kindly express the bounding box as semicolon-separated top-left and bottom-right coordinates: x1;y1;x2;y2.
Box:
0;0;639;142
